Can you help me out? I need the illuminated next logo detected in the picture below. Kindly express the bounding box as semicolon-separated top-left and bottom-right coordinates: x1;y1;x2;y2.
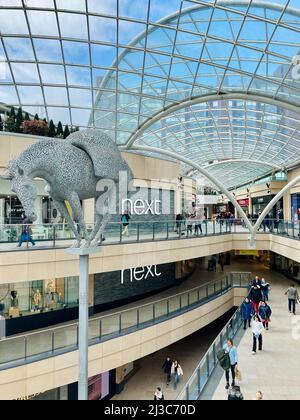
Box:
121;265;162;284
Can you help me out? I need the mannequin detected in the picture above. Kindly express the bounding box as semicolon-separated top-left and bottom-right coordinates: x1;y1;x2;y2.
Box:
10;291;19;308
33;289;42;312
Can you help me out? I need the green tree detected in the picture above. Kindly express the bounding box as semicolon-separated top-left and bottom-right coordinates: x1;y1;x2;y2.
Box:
63;124;70;139
48;120;56;138
24;112;30;121
56;121;63;137
15;107;24;133
6;109;16;132
34;113;39;121
0;115;3;131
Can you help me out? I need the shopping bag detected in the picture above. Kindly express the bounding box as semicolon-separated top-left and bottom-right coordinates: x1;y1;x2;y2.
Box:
235;367;242;382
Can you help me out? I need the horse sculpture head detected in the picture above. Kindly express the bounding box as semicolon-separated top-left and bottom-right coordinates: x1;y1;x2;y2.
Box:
8;160;38;222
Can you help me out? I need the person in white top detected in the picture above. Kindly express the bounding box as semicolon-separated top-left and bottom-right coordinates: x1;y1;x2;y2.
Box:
252;314;264;354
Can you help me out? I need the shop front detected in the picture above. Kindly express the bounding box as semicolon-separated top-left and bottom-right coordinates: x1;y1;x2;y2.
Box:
251;196;283;218
270;252;300;282
291;193;300;221
237;198;250;215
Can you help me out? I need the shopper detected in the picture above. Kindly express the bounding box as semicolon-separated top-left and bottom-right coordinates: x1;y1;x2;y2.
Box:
219;253;225;273
18;216;36;248
171;360;183;390
175;214;184;235
242;297;253;330
251;275;262;288
252;314;264;354
285;284;299;315
258;301;272;330
121;211;130;237
261;278;270;301
154;387;164;400
228;385;244;401
223;339;238;389
186;212;194;236
249;284;263;314
162;357;173;386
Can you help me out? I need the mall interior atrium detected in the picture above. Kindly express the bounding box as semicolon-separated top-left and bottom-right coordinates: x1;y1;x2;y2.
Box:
0;0;300;402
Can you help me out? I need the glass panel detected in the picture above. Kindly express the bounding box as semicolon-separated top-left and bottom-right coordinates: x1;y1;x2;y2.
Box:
0;10;28;34
89;319;100;341
121;310;137;331
154;300;168;319
58;12;88;39
0;337;25;364
34;39;63;63
101;314;120;336
138;304;153;324
188;372;200;400
44;87;69;106
11;63;40;84
180;293;188;309
26;331;53;357
39;64;66;85
4;38;35;61
27;11;59;36
168;295;180;313
53;325;77;350
189;290;198;305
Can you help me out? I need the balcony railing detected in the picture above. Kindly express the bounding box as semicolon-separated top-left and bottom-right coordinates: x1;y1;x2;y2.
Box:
0;219;298;250
177;306;244;400
0;272;251;371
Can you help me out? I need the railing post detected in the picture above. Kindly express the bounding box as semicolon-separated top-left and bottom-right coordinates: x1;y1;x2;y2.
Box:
24;336;27;361
153;223;155;241
179;295;182;311
206;285;209;298
206;354;210;376
186;384;190;401
213;343;217;365
197;368;201;393
205;221;207;236
167;299;170;316
137;224;140;242
53;225;56;249
166;222;169;240
119;224;122;243
119;314;122;333
99;319;102;339
221;279;223;293
153;304;155;321
52;330;55;353
214;281;216;295
213;220;215;235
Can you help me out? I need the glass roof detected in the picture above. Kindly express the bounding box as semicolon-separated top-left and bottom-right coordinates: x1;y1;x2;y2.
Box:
0;0;300;188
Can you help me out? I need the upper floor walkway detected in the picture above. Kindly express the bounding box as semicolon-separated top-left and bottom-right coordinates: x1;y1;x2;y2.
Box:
0;219;300;283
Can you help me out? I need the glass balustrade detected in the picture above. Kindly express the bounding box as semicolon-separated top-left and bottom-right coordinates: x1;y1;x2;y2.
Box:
0;272;250;369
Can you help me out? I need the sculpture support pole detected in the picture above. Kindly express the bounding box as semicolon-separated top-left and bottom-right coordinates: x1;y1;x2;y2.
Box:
67;247;101;401
78;253;89;401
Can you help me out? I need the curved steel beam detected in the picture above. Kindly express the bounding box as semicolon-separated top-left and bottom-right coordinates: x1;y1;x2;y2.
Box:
125;93;300;149
127;144;255;236
203;159;282;171
251;175;300;243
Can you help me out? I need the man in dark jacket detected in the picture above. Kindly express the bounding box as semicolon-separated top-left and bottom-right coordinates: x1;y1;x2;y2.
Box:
249;285;263;314
162;357;173;385
241;298;253;330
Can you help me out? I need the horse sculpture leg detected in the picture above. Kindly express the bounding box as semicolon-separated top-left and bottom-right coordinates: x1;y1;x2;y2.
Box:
89;186;115;247
67;192;89;247
53;200;82;248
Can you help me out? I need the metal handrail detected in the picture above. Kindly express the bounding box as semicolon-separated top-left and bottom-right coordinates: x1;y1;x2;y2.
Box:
2;272;250;341
177;306;243;400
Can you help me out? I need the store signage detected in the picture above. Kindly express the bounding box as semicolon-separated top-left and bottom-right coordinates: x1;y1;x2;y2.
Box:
196;195;218;205
237;199;249;206
121;265;162;284
121;198;161;215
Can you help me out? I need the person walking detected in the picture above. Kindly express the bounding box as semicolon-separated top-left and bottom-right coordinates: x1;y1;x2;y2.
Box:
285;284;299;315
154;387;164;400
242;297;253;330
252;314;264;355
18;216;36;248
121;211;130;237
171;360;183;390
258;301;272;330
175;214;184;235
194;207;204;236
255;391;263;400
249;284;263;314
219;253;225;273
223;339;238;389
162;356;173;386
261;278;270;301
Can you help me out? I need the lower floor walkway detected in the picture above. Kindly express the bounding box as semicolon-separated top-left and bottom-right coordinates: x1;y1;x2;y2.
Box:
204;266;300;400
113;258;283;400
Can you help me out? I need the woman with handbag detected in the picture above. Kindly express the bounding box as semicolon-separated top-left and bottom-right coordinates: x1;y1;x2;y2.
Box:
223;339;238;390
171;360;183;390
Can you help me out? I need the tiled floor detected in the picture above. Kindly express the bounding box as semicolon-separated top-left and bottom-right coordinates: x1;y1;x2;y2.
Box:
210;266;300;400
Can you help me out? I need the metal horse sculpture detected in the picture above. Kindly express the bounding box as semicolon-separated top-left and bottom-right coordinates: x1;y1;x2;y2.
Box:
8;129;133;248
